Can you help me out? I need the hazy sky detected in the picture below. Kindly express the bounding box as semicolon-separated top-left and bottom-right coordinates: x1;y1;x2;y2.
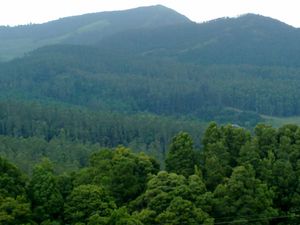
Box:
0;0;299;27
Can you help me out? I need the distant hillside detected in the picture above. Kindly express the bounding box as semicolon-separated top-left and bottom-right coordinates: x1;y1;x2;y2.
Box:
98;13;300;67
0;43;295;122
1;7;300;67
0;5;190;61
1;8;300;123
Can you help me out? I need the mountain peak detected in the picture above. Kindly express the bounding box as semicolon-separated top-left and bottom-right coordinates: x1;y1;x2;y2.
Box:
236;13;296;29
0;5;191;61
114;4;191;25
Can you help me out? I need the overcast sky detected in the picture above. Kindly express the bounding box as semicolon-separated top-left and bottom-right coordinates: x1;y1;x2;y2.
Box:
0;0;299;27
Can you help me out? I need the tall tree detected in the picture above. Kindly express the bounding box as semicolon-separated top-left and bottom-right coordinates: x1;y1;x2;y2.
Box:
0;156;27;198
213;165;277;225
165;132;196;177
75;147;159;205
28;158;63;223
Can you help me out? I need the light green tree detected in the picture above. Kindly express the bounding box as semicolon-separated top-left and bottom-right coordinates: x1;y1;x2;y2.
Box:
0;196;33;225
156;197;213;225
64;184;116;224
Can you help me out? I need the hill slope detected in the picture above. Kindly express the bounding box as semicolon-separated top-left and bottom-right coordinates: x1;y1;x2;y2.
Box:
1;43;296;121
98;13;300;67
1;9;300;123
0;5;190;61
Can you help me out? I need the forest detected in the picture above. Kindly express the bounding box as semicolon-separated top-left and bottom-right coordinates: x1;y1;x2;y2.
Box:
0;100;208;172
1;123;300;224
1;5;300;225
1;6;300;123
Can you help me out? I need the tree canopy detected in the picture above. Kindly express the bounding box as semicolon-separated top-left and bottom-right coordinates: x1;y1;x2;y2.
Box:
1;123;300;224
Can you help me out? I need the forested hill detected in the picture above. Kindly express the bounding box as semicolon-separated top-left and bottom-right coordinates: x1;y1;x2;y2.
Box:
99;13;300;67
1;6;300;66
2;40;300;120
1;8;300;120
0;5;190;61
2;7;300;224
2;6;300;174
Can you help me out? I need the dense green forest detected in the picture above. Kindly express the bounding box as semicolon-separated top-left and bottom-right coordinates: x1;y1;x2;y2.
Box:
1;123;300;224
0;100;207;172
1;5;300;224
1;6;300;125
2;42;300;118
0;43;269;125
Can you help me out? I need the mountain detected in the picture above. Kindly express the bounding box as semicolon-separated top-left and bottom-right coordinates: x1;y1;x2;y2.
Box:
0;5;190;61
1;8;300;123
1;8;300;223
98;13;300;67
2;5;300;178
1;7;299;67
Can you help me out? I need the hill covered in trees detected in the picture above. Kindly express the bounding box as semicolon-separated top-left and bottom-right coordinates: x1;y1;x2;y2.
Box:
1;42;300;119
1;7;300;121
1;5;300;224
1;123;300;224
99;13;300;67
0;5;189;61
1;6;300;167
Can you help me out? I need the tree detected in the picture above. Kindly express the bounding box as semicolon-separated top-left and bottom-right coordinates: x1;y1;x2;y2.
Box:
165;132;196;177
202;122;222;147
131;170;214;224
130;171;188;222
238;141;261;168
0;156;27;198
202;141;231;191
110;147;159;204
188;173;214;214
64;184;116;224
88;207;143;225
254;124;277;158
213;165;277;224
75;147;159;205
0;195;32;225
220;125;251;167
28;158;63;223
156;197;213;225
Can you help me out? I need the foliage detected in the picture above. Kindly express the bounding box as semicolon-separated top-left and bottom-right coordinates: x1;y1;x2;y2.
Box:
28;159;64;223
64;184;116;224
2;8;300;224
1;123;300;224
165;132;196;177
0;196;32;225
0;100;206;169
0;156;27;198
74;147;159;205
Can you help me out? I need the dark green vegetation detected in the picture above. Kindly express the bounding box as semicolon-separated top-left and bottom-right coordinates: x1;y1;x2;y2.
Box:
0;101;206;172
1;5;300;224
1;6;300;124
2;123;300;224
